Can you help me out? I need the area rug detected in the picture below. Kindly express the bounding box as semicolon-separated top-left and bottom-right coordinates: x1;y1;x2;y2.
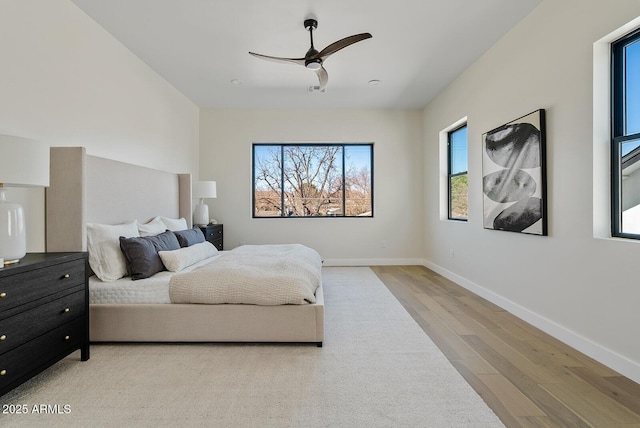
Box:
0;267;504;427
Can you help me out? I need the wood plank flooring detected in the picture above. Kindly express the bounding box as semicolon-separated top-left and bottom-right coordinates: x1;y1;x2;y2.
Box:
371;265;640;428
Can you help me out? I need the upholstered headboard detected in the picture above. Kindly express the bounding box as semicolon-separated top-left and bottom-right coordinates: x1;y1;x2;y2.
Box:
45;147;192;252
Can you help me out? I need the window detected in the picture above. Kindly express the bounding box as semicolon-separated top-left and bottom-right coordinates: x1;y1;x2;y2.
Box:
253;143;373;218
448;125;468;220
612;29;640;237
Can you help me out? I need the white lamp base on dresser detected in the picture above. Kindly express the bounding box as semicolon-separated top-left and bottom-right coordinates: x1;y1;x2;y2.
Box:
0;189;26;264
193;199;210;226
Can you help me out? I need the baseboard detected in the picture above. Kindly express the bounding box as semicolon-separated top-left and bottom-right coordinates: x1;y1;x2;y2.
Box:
322;258;426;267
422;259;640;385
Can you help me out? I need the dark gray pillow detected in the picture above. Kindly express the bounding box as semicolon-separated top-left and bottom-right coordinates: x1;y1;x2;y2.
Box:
119;230;180;280
173;226;205;248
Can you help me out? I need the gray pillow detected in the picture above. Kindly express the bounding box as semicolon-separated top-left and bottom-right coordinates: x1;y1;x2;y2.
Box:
173;226;205;248
119;230;181;280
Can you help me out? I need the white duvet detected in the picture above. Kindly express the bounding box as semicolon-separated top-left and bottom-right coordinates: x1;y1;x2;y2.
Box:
168;244;322;305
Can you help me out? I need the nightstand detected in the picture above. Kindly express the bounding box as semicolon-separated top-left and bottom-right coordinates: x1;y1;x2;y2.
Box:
0;252;89;396
199;224;223;250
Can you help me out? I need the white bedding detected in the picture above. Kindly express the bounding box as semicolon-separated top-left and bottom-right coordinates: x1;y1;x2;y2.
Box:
89;255;219;304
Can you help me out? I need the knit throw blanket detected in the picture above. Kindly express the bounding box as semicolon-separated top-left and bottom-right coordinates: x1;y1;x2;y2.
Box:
169;244;322;305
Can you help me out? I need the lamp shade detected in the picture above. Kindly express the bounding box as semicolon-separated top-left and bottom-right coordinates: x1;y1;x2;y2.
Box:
0;135;50;264
193;181;217;199
0;135;50;187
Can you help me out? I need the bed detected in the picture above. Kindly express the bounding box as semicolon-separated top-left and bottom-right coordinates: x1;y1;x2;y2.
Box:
45;147;324;346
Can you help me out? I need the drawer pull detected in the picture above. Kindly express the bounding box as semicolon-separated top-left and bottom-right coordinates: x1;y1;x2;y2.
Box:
0;370;6;376
64;308;70;313
0;335;6;341
64;335;70;341
63;274;70;279
0;292;6;298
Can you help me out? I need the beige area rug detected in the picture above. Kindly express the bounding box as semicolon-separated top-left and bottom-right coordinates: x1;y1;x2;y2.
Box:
1;267;504;427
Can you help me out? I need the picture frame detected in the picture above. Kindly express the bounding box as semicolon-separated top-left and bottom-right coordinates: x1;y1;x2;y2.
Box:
482;109;547;235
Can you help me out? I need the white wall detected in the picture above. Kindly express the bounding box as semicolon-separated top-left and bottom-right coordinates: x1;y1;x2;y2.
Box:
0;0;199;252
423;0;640;382
199;109;423;264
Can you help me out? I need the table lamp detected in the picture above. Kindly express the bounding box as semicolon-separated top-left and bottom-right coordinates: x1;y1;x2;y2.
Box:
0;135;50;265
193;181;217;226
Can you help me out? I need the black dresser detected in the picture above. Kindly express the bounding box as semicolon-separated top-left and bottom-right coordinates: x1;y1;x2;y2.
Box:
199;224;223;250
0;252;89;396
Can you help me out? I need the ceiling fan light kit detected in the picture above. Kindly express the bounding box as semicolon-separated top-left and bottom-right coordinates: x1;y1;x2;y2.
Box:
249;18;372;91
305;59;322;70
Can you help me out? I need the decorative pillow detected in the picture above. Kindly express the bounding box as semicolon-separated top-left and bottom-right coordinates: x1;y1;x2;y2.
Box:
159;242;219;272
119;231;181;280
87;221;139;282
137;217;166;237
160;216;188;231
173;226;205;248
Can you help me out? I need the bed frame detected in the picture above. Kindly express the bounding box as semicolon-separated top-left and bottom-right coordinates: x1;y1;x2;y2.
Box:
45;147;324;345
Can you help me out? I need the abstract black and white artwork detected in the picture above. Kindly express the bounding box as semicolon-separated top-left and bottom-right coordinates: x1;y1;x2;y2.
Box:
482;109;547;235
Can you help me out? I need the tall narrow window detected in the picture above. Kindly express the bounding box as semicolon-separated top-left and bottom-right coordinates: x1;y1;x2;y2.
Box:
448;125;468;220
253;143;373;218
612;29;640;237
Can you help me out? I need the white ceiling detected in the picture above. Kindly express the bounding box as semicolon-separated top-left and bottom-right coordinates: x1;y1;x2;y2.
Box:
70;0;541;110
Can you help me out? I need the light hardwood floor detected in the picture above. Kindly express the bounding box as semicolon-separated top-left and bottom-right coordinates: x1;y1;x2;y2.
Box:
371;265;640;428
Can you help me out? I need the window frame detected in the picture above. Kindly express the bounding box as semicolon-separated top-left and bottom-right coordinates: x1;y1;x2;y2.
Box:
252;142;374;218
611;28;640;238
447;124;468;221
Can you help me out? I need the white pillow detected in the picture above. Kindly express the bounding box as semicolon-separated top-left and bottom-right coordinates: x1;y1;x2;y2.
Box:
137;217;166;237
87;221;139;282
159;216;188;231
159;242;219;272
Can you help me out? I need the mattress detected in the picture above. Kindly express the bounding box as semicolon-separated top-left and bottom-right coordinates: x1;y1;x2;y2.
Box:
89;255;219;304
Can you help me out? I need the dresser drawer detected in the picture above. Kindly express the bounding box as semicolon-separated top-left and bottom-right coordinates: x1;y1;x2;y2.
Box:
0;260;84;313
0;317;85;392
205;227;222;239
0;287;85;355
200;224;223;250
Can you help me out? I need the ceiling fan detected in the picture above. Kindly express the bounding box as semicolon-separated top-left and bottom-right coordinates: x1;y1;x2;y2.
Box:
249;19;372;92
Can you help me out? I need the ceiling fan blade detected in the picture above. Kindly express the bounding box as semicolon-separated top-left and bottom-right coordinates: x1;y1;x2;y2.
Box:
315;66;328;92
316;33;372;60
248;52;306;66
